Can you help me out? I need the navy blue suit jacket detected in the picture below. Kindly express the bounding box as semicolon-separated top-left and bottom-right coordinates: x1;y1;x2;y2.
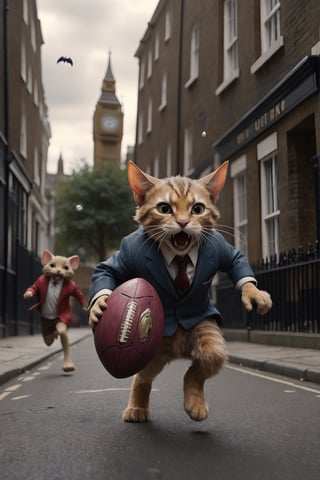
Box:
89;228;255;336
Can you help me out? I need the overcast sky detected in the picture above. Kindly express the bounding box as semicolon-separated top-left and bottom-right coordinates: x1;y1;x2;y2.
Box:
37;0;158;173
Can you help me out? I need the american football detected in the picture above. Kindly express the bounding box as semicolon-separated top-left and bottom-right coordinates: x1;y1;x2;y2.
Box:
94;278;165;378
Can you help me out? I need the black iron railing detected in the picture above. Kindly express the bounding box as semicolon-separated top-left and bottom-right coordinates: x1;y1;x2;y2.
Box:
216;241;320;333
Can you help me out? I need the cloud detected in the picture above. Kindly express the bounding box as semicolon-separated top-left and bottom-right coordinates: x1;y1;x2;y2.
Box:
37;0;158;173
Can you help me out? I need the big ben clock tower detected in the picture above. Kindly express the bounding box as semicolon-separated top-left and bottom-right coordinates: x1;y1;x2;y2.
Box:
93;52;123;166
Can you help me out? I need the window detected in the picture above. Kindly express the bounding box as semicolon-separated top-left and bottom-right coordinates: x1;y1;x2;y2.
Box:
164;8;171;41
251;0;283;73
185;23;199;88
27;64;32;94
216;0;239;95
154;31;160;60
262;0;281;52
33;77;39;105
257;133;279;258
154;155;159;177
159;73;167;111
166;144;172;176
138;113;143;144
147;50;152;79
34;147;40;186
231;156;248;255
147;98;152;134
30;15;36;51
23;0;28;24
183;127;193;174
20;104;27;157
139;57;145;89
224;0;238;79
21;41;27;82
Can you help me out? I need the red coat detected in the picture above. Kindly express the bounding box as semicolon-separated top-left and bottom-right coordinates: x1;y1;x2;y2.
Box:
26;275;86;326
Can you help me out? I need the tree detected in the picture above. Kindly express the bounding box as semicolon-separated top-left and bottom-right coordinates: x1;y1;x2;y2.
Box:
54;163;136;262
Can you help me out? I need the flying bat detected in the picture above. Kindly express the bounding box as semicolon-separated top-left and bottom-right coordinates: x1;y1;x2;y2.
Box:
57;56;73;66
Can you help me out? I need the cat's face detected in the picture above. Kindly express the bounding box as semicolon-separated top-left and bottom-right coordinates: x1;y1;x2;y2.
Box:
41;250;80;282
128;161;228;255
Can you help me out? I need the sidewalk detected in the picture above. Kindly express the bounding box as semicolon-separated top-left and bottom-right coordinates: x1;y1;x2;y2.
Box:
0;328;319;386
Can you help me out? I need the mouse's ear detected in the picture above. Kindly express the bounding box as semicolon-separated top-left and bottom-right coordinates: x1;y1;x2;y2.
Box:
41;250;54;266
68;255;80;271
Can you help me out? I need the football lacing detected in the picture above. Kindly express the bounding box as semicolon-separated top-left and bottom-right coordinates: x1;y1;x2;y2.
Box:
118;300;138;343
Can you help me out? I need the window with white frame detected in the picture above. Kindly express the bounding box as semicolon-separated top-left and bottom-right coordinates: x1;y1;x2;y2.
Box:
224;0;238;77
164;8;171;41
159;73;167;111
231;156;248;256
261;0;281;52
21;41;27;82
258;133;280;258
183;127;193;174
23;0;28;24
138;113;143;144
147;98;152;133
251;0;283;73
30;15;36;51
34;147;40;186
139;57;145;89
27;64;32;94
216;0;239;95
166;144;172;176
154;31;159;60
185;23;199;88
20;104;27;157
154;155;159;177
147;50;152;79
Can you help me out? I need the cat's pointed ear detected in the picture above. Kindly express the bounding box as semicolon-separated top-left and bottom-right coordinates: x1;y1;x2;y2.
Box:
127;161;157;206
41;250;54;266
68;255;80;271
200;161;229;201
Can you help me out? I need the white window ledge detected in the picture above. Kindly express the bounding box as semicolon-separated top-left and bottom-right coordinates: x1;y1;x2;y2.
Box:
184;75;198;89
250;36;284;74
215;68;240;96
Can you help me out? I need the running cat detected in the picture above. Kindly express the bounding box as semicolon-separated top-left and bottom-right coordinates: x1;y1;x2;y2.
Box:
88;161;272;421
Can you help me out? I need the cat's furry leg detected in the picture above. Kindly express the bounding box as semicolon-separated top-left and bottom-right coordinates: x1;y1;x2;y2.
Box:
123;342;171;422
184;320;228;421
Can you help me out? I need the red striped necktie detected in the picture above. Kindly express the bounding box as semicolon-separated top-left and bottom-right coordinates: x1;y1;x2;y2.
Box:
174;255;190;294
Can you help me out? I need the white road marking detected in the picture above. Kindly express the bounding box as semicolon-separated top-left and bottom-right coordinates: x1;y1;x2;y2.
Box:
75;388;160;394
12;395;32;401
0;392;11;401
22;376;36;382
5;384;21;392
226;364;320;395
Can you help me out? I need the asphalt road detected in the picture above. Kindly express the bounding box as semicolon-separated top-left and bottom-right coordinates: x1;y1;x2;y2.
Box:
0;336;319;480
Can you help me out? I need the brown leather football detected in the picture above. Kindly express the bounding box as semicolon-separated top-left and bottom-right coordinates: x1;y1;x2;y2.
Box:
94;278;165;378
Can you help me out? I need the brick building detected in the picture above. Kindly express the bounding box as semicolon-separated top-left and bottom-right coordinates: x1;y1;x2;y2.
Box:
134;0;320;262
0;0;51;335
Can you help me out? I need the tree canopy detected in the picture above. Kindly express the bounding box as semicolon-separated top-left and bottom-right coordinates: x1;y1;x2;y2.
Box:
54;163;136;262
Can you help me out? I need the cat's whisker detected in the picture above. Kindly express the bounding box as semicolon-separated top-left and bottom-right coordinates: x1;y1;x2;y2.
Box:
214;225;248;247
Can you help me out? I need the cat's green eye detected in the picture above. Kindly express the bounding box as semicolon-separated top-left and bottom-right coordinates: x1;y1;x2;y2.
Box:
156;202;173;214
191;203;206;215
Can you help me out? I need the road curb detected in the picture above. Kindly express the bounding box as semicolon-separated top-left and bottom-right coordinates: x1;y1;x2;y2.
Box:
228;354;320;384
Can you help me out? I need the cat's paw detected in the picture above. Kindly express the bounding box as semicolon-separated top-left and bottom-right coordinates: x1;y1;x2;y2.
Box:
122;406;150;422
184;391;209;421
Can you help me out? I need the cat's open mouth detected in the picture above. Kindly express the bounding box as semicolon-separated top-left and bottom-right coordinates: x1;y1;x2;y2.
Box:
171;232;191;250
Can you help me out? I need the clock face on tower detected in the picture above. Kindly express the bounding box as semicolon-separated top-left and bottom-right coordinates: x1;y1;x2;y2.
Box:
101;114;119;133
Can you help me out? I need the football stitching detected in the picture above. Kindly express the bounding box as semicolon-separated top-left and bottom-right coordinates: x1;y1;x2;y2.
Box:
118;300;138;343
